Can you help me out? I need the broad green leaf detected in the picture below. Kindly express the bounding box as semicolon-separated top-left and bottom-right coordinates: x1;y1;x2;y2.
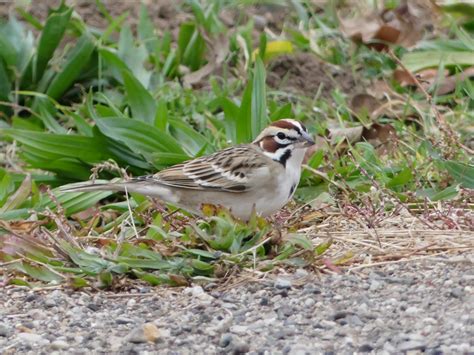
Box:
99;271;113;287
94;117;186;158
443;160;474;188
35;4;73;81
0;169;15;205
0;22;19;67
122;69;156;124
138;4;158;54
35;97;66;133
161;48;177;77
42;188;113;215
16;7;43;30
386;167;413;188
168;119;212;156
438;1;474;17
46;33;95;100
68;112;93;137
119;244;163;260
430;185;460;201
11;117;42;131
402;50;474;72
0;58;11;102
251;58;268;139
100;11;129;42
1;16;34;75
116;257;175;270
118;25;151;87
36;158;92;180
9;261;63;283
90;92;125;118
238;81;253;143
294;184;329;203
100;134;152;170
192;259;214;271
98;47;128;84
8;278;32;287
59;241;113;274
301;149;324;180
0;208;30;220
0;174;31;212
70;277;89;288
270;103;292;121
286;233;314;250
177;22;206;71
151;151;190;167
258;32;267;61
417;185;460;201
154;98;168;131
220;97;240;143
133;271;169;285
184;249;218;259
189;0;207;29
1;128;107;162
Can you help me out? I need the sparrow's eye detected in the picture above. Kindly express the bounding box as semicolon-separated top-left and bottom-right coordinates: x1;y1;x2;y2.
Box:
276;132;286;140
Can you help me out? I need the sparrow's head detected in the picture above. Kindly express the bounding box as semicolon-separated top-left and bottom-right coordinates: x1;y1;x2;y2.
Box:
253;119;315;165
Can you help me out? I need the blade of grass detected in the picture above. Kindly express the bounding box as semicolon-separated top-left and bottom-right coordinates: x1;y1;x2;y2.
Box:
121;69;156;124
251;57;268;139
46;33;95;100
35;4;73;81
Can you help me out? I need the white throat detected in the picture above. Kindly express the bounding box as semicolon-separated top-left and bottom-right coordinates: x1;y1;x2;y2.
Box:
286;148;306;176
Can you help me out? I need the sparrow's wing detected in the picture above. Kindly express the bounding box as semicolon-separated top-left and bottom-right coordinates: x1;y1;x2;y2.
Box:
135;145;271;192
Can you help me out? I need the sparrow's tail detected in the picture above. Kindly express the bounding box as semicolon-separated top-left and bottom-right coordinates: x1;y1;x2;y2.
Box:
59;179;174;200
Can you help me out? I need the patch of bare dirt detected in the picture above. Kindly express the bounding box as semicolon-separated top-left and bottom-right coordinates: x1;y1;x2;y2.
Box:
266;53;357;99
0;0;187;37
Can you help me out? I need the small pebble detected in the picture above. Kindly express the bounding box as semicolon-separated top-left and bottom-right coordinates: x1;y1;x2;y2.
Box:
51;340;69;350
17;332;49;345
397;340;427;352
219;333;233;347
274;278;292;290
405;306;420;315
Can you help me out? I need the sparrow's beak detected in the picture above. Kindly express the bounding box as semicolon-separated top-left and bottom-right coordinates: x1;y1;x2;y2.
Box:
296;131;315;148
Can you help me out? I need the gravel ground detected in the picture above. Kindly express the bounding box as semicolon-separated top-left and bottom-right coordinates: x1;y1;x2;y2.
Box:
1;254;473;355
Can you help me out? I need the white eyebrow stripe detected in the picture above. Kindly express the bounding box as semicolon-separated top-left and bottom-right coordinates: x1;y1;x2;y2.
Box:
291;120;303;133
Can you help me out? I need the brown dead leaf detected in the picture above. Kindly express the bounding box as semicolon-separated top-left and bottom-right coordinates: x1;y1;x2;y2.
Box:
362;123;397;142
435;67;474;95
169;273;189;286
0;220;45;234
361;123;398;155
350;93;384;119
329;126;364;145
394;67;474;95
394;68;449;87
339;1;436;51
323;122;397;155
183;35;229;87
339;13;383;44
0;234;53;258
71;207;98;221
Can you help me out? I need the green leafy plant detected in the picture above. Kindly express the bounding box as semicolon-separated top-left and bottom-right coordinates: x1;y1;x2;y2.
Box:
1;1;472;288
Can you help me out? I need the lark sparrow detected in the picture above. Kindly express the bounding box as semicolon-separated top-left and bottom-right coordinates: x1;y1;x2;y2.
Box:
61;119;314;220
